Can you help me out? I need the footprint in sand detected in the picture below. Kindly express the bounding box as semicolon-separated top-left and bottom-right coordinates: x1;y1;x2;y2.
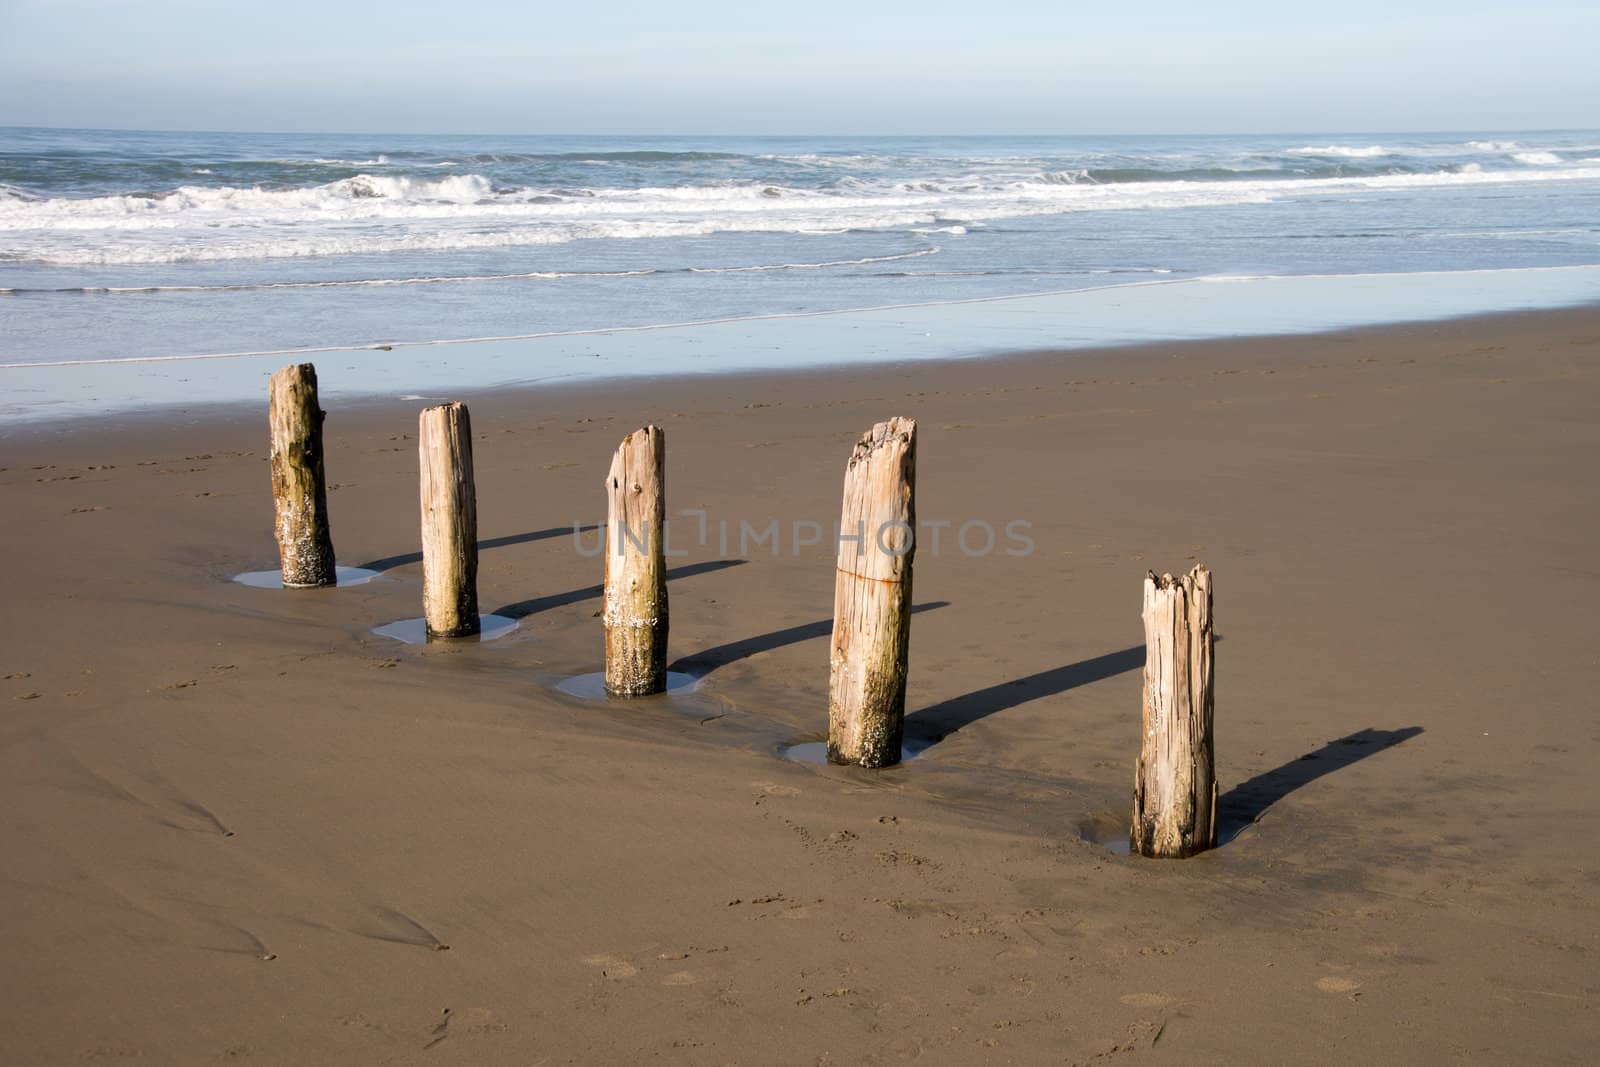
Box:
1315;976;1361;995
1119;992;1171;1008
582;952;639;979
422;1006;506;1049
659;971;699;986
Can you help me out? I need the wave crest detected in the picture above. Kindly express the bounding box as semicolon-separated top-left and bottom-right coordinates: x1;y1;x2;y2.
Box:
1287;145;1390;158
5;161;1599;265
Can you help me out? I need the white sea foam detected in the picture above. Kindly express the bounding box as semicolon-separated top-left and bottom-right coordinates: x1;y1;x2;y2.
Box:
55;269;659;293
759;153;894;168
1287;145;1390;158
1039;169;1096;184
5;162;1600;265
297;155;393;166
1511;151;1562;165
684;248;938;273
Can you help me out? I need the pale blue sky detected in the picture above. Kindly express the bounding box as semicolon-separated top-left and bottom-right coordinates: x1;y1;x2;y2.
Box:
2;0;1596;134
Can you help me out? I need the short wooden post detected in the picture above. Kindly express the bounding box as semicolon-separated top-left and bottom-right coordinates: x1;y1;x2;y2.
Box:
604;426;668;695
827;417;917;768
269;363;336;587
418;402;479;638
1131;566;1216;858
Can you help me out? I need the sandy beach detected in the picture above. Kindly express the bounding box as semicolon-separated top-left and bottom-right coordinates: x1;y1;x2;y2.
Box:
3;305;1598;1063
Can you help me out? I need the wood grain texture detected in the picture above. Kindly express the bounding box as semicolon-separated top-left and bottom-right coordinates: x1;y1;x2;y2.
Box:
418;402;479;638
828;417;917;767
268;363;336;588
604;425;668;696
1132;565;1216;858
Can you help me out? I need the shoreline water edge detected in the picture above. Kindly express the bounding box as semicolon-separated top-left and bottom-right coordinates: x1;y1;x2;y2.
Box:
4;126;1599;426
5;265;1599;427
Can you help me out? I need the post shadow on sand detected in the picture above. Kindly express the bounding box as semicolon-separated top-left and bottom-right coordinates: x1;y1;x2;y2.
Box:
903;634;1231;745
489;558;746;621
668;601;951;678
356;525;600;574
1215;726;1424;842
905;644;1148;743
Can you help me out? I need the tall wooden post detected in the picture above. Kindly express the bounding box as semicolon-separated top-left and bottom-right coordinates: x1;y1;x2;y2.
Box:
604;426;668;696
269;363;336;588
1132;566;1216;858
827;417;917;768
418;402;479;638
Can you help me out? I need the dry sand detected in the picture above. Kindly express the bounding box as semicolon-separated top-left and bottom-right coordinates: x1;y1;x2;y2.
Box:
3;307;1598;1063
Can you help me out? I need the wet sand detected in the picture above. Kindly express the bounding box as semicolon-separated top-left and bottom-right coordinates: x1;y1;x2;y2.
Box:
2;306;1598;1062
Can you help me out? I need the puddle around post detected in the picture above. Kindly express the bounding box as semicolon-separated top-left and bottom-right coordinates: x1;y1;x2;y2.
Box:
553;671;700;700
371;614;519;645
233;566;381;588
1077;813;1132;855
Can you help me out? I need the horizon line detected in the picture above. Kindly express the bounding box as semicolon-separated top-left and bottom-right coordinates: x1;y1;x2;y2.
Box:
3;121;1597;140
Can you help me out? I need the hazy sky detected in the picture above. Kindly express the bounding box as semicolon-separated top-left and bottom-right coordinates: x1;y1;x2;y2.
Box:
2;0;1596;134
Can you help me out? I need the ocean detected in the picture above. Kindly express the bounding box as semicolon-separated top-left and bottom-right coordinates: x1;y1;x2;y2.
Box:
2;127;1598;419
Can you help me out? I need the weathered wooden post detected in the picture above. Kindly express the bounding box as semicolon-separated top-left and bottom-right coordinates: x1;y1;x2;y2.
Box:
827;417;917;768
1131;566;1216;858
604;425;668;695
269;363;336;587
418;402;479;638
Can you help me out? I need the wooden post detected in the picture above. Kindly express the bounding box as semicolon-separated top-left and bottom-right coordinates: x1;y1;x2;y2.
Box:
1131;566;1216;858
418;402;479;638
604;426;667;695
827;417;917;768
269;363;336;587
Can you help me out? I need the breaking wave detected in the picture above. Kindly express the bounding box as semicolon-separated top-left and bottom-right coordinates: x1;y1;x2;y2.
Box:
6;160;1600;266
1287;144;1392;158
